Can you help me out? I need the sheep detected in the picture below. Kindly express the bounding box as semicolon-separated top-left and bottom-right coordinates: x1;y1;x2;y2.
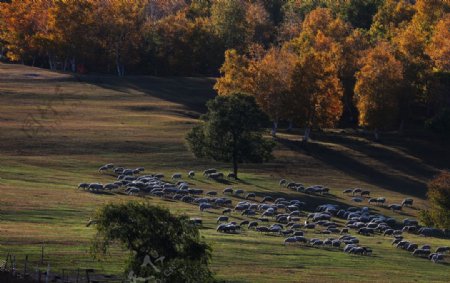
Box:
279;179;287;187
403;219;418;226
256;226;270;233
217;216;229;223
222;208;232;215
171;173;182;180
234;189;245;196
368;198;378;204
389;204;402;212
245;193;256;200
114;167;124;174
360;190;370;197
88;183;103;191
352;197;363;202
343;189;353;194
248;221;258;229
208;172;224;180
206;191;218;196
98;165;108;173
352;188;362;196
262;196;273;203
412;249;431;257
227;173;236;179
402;226;417;233
78;183;90;190
104;183;119;190
376;197;386;205
429;253;444;263
188;171;195;178
223;188;233;194
284;237;297;245
199;203;212;212
402;198;413;207
240;220;249;226
155;173;164;179
203;168;217;176
435;246;450;253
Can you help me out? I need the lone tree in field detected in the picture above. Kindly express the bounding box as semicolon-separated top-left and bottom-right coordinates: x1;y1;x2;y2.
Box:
420;170;450;229
91;202;214;283
186;93;274;179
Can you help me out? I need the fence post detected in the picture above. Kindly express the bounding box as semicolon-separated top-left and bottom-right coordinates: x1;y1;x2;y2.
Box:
45;263;50;283
24;255;28;277
41;244;45;264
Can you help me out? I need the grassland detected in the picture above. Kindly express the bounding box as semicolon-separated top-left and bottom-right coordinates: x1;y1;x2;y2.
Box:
0;63;449;282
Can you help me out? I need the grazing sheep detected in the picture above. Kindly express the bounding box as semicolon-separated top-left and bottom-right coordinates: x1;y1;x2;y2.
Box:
376;197;386;205
199;203;212;212
104;183;119;190
352;188;362;196
98;166;108;173
240;220;249;226
368;198;378;204
262;196;273;203
227;173;236;179
343;189;353;194
412;249;431;257
246;193;256;200
188;171;195;178
361;190;370;197
248;221;258;229
155;173;164;179
223;188;233;194
171;173;182;180
78;183;90;190
222;208;232;215
203;169;217;176
88;183;103;191
402;198;413;207
435;246;450;253
352;197;363;202
217;216;229;223
284;237;297;245
429;253;444;263
208;172;224;180
234;189;245;196
114;167;124;174
389;204;402;212
206;191;218;196
279;179;287;187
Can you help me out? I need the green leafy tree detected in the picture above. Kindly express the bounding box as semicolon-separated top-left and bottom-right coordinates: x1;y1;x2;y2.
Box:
91;202;214;283
420;171;450;229
186;93;274;178
210;0;248;50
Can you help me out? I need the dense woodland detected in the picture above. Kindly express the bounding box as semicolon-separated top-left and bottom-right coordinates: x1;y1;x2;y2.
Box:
0;0;449;136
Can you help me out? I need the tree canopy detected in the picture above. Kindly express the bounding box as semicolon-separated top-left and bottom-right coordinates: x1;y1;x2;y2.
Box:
91;202;214;283
186;93;274;178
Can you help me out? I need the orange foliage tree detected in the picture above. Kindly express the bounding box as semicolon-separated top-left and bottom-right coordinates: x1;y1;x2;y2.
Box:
354;41;404;139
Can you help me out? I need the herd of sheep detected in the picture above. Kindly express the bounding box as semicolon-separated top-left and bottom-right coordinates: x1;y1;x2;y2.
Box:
79;164;449;264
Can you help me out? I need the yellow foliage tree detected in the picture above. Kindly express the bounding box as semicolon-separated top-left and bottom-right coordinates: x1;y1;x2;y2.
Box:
354;41;404;139
290;32;344;142
214;49;253;96
252;47;297;136
426;14;450;72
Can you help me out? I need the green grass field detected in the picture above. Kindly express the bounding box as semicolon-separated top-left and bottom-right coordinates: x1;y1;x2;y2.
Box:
0;63;449;282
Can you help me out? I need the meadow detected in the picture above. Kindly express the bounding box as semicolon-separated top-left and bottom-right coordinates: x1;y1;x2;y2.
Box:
0;63;449;282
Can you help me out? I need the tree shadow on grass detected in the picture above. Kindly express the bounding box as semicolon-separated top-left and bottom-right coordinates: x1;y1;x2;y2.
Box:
277;137;429;199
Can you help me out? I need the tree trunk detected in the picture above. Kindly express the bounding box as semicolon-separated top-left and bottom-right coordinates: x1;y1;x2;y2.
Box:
232;156;238;180
71;57;76;73
287;120;293;132
374;129;379;141
303;127;311;143
271;121;278;137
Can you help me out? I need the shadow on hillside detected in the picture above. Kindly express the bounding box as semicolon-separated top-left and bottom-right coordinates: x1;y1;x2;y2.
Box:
79;75;216;113
313;132;443;179
277;137;429;199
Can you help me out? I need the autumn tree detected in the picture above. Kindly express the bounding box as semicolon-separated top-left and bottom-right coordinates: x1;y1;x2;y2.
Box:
251;47;296;136
354;42;404;139
290;32;344;142
369;0;415;40
214;49;253;96
186;93;274;178
211;0;248;51
426;14;450;73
